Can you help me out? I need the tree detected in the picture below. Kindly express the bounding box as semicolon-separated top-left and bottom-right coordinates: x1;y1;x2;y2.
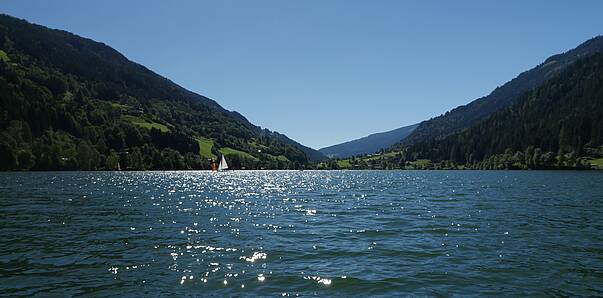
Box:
0;133;17;170
129;147;145;170
106;150;119;170
77;141;97;170
17;149;35;170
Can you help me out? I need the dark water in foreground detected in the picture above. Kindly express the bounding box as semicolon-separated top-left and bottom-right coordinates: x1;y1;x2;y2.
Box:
1;171;602;297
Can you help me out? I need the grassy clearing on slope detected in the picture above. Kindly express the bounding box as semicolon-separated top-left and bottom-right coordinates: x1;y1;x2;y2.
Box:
408;159;431;168
220;147;258;161
337;159;351;169
364;151;400;161
111;102;130;109
122;115;169;132
195;137;215;159
249;140;269;151
269;155;289;162
587;157;603;169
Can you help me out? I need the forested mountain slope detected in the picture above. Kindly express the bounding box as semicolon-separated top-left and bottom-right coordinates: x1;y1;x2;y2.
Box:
327;53;603;170
404;53;603;169
0;14;323;170
398;35;603;148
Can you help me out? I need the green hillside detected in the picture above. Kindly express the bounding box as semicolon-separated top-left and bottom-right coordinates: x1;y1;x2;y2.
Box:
404;53;603;170
0;14;314;170
324;53;603;170
398;35;603;148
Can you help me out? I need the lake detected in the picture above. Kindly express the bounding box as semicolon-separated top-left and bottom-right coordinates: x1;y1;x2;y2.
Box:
1;171;602;296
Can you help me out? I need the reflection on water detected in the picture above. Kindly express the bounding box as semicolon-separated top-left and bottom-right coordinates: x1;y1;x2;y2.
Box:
1;170;602;296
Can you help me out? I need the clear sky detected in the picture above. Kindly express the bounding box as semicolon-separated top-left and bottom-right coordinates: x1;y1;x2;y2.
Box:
1;1;602;149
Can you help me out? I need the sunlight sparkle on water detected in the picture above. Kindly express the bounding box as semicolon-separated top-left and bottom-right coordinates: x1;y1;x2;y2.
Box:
3;171;602;296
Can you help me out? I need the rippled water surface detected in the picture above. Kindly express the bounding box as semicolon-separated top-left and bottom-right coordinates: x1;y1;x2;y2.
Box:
1;171;603;296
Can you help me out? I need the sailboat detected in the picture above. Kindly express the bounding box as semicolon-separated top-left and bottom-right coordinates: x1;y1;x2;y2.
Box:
218;155;229;171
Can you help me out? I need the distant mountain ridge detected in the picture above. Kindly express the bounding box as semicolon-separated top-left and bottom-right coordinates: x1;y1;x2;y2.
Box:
269;130;327;161
319;123;418;158
322;36;603;160
397;35;603;148
325;51;603;170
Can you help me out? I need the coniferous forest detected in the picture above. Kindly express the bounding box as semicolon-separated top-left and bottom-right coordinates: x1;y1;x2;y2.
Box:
325;54;603;170
404;54;603;169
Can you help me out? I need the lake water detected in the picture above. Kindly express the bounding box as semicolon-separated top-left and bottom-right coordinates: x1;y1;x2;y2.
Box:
1;171;602;296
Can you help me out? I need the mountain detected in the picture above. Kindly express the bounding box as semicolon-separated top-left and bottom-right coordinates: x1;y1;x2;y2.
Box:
329;53;603;170
0;14;322;170
271;131;327;161
319;123;418;158
404;53;603;169
323;36;603;161
398;35;603;148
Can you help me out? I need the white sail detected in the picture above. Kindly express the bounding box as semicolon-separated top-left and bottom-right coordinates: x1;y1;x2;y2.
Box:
218;155;228;171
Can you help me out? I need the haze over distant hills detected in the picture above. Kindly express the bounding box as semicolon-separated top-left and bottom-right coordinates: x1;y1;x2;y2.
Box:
319;123;418;158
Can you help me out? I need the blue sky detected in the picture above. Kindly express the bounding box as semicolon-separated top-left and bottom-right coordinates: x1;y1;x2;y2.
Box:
1;1;602;149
